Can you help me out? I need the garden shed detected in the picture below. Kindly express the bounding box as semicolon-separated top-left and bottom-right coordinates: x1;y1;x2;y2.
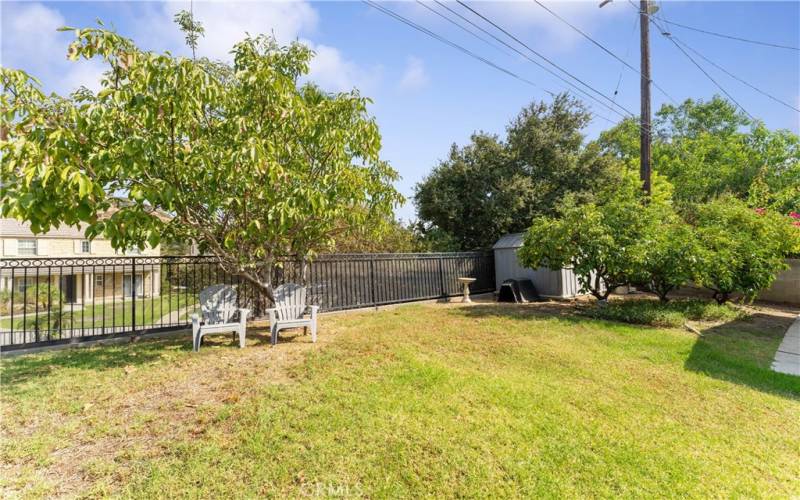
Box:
492;233;584;299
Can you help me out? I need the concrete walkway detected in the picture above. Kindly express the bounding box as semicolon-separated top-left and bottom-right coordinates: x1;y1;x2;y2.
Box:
772;314;800;376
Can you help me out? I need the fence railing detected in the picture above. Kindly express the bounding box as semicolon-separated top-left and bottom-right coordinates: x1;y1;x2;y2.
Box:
0;252;494;350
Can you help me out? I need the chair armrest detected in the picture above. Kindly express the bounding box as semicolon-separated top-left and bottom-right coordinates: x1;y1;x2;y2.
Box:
265;308;277;323
238;308;250;324
309;305;319;319
191;314;201;331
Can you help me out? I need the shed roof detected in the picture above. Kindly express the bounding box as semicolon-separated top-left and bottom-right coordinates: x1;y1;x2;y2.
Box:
492;232;525;250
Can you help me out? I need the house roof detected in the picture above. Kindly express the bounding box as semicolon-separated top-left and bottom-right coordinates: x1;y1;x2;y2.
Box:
0;218;93;239
492;232;526;250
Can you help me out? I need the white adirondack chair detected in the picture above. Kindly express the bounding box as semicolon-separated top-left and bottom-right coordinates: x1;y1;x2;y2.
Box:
266;283;318;345
191;284;250;352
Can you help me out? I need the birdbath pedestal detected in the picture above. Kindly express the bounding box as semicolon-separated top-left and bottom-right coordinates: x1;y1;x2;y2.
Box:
457;277;477;303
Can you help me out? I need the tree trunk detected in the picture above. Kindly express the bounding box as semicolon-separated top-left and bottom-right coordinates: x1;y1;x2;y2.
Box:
300;256;310;286
652;281;672;302
712;290;730;305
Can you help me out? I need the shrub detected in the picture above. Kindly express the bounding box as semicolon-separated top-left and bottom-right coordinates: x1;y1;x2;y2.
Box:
583;299;746;328
638;211;699;302
691;197;800;304
520;172;673;301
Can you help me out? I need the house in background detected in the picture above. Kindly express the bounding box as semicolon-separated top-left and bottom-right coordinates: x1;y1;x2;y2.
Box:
0;218;161;304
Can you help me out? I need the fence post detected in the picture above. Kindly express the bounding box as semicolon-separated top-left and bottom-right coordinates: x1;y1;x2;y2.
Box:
131;257;136;335
370;256;376;308
438;256;445;298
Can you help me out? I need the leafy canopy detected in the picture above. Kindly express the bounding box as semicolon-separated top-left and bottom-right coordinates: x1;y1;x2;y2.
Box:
691;196;800;303
414;94;620;250
0;18;402;299
595;96;800;213
519;172;673;300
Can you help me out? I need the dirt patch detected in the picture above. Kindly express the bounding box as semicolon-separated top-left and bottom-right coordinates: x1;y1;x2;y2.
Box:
1;326;326;498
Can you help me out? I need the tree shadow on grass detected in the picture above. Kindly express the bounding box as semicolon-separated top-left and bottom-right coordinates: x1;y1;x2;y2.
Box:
453;300;800;399
0;327;287;389
453;301;590;324
684;309;800;399
0;337;184;387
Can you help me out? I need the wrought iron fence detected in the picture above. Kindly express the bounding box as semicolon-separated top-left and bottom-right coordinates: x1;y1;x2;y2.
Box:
0;252;494;350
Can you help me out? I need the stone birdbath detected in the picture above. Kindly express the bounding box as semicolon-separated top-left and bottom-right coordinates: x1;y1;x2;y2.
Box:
457;277;477;303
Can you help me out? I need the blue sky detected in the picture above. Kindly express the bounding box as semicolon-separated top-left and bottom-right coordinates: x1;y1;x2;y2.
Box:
2;1;798;220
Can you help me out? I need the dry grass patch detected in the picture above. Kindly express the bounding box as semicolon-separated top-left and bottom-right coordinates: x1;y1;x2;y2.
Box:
1;324;323;498
2;301;799;498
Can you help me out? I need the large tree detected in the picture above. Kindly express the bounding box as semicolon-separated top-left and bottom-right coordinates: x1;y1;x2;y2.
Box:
414;94;619;250
595;96;800;212
0;17;402;301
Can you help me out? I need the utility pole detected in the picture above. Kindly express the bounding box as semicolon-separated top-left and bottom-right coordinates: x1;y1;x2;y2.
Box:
600;0;653;195
639;0;652;195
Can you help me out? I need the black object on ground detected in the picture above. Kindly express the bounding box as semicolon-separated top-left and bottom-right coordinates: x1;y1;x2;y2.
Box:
497;278;541;303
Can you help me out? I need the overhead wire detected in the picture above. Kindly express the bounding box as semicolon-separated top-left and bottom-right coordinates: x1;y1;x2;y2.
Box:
365;0;633;122
414;1;512;57
622;0;754;120
656;17;800;51
668;36;800;113
432;0;632;119
604;14;640;124
531;0;676;104
455;0;637;117
361;0;555;98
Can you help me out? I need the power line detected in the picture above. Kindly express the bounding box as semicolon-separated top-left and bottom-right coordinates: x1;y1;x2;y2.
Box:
363;1;642;129
361;1;554;97
669;36;800;113
455;0;636;117
429;0;633;119
649;16;754;120
414;1;511;57
531;0;676;104
657;17;800;51
604;14;639;125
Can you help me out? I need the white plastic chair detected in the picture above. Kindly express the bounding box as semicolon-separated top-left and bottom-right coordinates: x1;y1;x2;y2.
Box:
266;283;318;345
191;284;249;352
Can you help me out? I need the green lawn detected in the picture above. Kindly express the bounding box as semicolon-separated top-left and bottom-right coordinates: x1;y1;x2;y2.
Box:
0;293;193;331
1;301;798;497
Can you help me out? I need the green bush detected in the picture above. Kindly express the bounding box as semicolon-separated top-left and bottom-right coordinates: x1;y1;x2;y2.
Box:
582;298;747;328
691;196;800;303
637;208;700;302
520;171;675;300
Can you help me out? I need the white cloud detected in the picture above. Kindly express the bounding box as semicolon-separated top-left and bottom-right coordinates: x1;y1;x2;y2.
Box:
305;42;383;93
1;1;378;96
398;56;429;91
404;0;627;52
136;1;379;93
1;2;106;93
137;1;320;60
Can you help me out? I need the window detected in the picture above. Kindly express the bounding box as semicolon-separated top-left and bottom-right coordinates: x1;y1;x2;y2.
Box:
126;246;142;255
95;275;104;287
123;274;144;297
18;239;37;256
80;240;91;254
15;277;35;293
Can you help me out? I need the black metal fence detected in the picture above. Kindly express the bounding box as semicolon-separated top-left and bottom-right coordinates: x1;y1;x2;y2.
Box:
0;252;494;350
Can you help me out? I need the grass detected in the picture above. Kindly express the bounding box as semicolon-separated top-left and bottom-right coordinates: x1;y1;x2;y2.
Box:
2;301;799;497
0;293;192;331
581;297;748;327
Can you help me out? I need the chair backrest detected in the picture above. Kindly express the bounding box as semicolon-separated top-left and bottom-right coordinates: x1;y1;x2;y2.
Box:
199;284;238;325
274;283;307;321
